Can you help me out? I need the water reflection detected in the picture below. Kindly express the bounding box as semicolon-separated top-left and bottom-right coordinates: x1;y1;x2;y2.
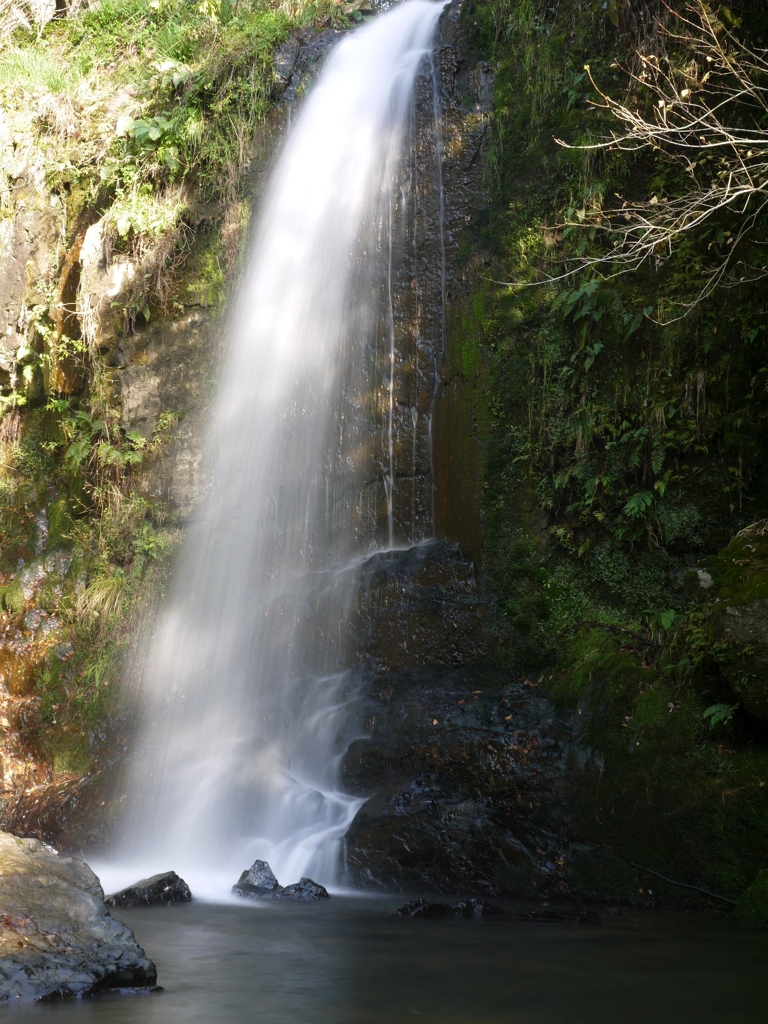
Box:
10;898;768;1023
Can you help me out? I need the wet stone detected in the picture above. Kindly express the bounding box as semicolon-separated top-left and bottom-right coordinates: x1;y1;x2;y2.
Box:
513;908;601;925
232;859;283;897
105;871;192;908
0;831;157;1001
394;898;504;919
231;861;329;901
277;878;330;901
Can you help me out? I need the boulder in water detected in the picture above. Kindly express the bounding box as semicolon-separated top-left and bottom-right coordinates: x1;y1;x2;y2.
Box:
0;831;157;1001
105;871;192;908
231;861;329;901
277;877;330;901
232;859;283;898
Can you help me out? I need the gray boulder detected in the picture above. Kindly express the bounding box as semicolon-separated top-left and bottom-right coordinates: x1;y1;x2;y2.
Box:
0;831;157;1001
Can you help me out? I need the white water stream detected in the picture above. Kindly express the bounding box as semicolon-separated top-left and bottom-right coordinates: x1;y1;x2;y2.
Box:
102;1;447;901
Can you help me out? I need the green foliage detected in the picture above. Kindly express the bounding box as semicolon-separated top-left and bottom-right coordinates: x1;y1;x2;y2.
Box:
463;0;768;901
0;46;88;93
703;702;740;729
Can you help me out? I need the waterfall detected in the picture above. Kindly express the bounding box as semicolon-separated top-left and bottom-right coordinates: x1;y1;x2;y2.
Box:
104;0;448;900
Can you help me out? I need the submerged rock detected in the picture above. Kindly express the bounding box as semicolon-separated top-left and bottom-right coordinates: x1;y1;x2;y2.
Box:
0;831;157;1001
395;899;454;919
105;871;192;908
513;908;601;925
394;898;503;918
231;860;329;901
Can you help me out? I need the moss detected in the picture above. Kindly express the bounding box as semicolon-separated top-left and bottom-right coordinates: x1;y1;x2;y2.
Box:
51;735;91;779
47;497;76;550
12;409;61;482
3;581;25;617
707;535;768;605
736;869;768;926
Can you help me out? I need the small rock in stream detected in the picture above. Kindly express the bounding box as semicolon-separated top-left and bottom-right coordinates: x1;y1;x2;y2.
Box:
514;908;601;924
394;898;504;918
232;860;330;901
105;871;192;908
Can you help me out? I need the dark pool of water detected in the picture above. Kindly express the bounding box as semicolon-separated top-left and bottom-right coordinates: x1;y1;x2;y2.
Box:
9;897;768;1022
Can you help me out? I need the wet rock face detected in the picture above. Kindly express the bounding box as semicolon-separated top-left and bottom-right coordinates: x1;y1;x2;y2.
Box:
105;871;192;908
0;831;156;1001
271;28;343;101
341;669;575;896
355;540;487;673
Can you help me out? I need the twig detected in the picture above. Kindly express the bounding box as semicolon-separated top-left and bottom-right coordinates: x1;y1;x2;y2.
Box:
621;855;737;905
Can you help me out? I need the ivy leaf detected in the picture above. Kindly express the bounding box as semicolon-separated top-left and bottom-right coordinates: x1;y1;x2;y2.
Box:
660;609;676;630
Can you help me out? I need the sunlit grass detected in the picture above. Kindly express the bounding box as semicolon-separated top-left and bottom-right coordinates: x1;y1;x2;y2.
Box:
0;46;86;93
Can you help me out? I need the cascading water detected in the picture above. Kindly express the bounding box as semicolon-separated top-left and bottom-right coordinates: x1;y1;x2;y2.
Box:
104;0;448;900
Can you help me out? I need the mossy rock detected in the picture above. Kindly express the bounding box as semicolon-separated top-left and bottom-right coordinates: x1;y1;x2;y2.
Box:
735;869;768;926
3;581;25;617
707;533;768;605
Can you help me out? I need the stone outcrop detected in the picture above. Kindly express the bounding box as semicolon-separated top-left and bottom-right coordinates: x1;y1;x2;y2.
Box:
0;831;156;1001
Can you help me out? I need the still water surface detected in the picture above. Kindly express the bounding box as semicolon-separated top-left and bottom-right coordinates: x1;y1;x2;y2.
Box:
9;897;768;1022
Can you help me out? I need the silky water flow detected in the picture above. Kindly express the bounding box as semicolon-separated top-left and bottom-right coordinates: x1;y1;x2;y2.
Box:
101;0;449;901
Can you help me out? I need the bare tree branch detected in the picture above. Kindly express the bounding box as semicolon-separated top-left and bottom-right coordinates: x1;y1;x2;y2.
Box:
498;1;768;323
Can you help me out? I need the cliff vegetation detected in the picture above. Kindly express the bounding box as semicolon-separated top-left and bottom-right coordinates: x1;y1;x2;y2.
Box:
459;0;768;909
0;0;347;830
